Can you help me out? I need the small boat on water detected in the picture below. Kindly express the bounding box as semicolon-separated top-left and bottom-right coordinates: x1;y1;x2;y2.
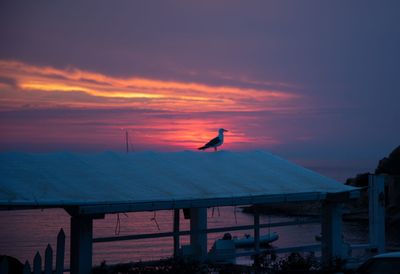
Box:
230;232;279;248
208;232;279;263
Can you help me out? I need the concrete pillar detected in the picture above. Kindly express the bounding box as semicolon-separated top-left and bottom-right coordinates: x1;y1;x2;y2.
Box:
321;201;343;268
70;215;93;274
190;207;207;260
253;211;260;265
254;211;260;254
369;174;386;253
173;209;180;258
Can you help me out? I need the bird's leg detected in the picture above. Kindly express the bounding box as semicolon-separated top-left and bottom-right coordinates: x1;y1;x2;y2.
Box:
214;147;217;152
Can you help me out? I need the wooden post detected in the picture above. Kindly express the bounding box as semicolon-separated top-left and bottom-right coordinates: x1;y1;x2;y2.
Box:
321;201;343;268
33;252;42;274
369;174;386;253
254;211;260;265
173;209;180;258
44;244;53;274
70;215;93;274
190;207;207;260
23;261;31;274
56;229;65;274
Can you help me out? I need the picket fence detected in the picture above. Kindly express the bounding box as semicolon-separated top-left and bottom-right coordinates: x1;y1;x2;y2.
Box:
0;229;65;274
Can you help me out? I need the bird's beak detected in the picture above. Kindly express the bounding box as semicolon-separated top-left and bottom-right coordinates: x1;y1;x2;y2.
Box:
224;129;228;132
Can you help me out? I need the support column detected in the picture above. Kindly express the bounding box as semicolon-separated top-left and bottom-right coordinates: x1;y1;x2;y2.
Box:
254;211;260;253
190;207;207;260
369;174;386;253
173;209;180;258
70;215;93;274
254;211;260;265
321;201;343;268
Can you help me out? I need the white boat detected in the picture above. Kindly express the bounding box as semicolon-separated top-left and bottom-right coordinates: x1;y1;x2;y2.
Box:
232;232;279;248
208;232;279;263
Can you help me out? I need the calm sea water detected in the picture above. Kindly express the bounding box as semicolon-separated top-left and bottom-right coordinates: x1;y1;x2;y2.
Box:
0;206;369;268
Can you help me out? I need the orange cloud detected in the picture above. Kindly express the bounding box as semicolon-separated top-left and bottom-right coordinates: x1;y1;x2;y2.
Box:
0;60;299;112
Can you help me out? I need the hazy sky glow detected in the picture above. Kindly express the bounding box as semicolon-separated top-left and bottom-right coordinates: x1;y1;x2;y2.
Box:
1;1;400;180
0;59;301;149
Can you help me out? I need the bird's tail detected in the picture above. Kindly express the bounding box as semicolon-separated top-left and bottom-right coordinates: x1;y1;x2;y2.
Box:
198;146;207;150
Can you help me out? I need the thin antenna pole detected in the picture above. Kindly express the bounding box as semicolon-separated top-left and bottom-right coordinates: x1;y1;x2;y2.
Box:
125;130;129;153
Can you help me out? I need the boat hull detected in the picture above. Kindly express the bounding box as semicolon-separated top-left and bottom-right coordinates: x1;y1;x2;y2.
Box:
233;232;279;248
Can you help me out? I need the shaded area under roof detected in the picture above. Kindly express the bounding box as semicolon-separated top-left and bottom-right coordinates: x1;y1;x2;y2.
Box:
0;151;357;213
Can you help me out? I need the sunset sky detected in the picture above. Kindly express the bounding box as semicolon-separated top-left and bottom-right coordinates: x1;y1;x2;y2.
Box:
1;1;399;180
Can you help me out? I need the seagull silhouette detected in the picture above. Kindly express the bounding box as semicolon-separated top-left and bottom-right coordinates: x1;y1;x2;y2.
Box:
198;128;228;151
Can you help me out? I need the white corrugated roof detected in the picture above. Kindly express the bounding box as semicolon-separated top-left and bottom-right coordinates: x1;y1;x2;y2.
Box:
0;151;356;211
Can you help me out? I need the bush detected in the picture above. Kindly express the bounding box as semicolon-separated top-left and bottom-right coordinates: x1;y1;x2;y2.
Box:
257;251;323;274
